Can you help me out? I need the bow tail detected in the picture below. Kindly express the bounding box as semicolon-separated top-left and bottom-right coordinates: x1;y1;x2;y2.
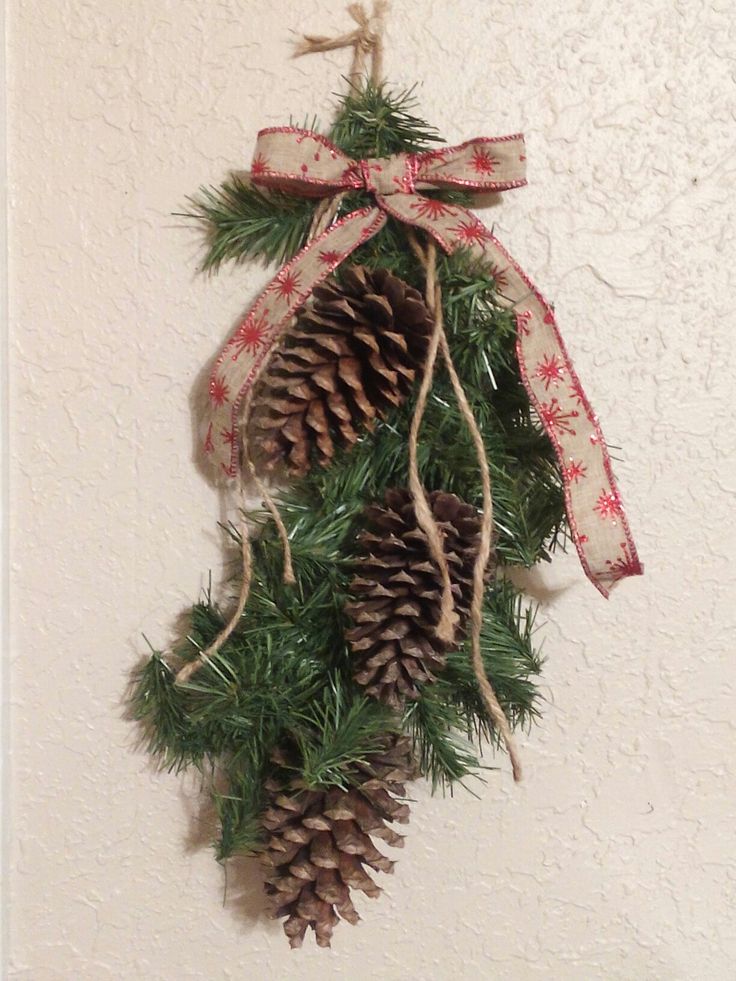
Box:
204;206;387;478
490;235;643;594
377;194;643;595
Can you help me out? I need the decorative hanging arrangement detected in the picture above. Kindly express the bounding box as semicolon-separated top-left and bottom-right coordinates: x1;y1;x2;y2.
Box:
132;2;642;949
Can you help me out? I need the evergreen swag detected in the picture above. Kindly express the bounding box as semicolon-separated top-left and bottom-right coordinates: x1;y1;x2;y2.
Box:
132;84;565;946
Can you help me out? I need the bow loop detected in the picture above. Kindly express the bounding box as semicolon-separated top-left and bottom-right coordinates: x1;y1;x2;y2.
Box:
249;127;527;198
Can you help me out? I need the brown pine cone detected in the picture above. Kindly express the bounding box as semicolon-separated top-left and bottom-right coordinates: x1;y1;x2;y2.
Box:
260;735;415;949
346;488;488;709
251;265;432;476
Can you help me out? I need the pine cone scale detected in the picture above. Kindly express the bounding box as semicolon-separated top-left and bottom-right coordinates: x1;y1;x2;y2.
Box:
253;266;433;475
260;736;415;948
347;488;490;708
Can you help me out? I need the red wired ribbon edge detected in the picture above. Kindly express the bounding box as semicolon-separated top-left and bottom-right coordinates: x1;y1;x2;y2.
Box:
203;127;642;596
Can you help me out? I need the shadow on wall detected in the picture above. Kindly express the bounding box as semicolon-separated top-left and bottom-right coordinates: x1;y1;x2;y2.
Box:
181;779;273;929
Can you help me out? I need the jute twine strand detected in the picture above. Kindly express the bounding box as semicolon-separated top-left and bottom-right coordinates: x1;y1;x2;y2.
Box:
408;231;523;782
175;478;253;685
406;242;459;644
239;386;296;588
175;5;386;686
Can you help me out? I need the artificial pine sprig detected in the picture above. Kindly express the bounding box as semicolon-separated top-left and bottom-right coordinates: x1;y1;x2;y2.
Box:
214;766;266;860
184;178;317;271
329;81;444;158
292;687;396;790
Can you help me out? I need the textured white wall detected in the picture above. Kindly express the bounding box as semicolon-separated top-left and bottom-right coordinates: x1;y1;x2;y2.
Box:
7;1;735;978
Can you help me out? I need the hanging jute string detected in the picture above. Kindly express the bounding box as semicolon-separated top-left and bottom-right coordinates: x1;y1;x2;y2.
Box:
405;242;460;645
175;3;388;687
407;232;522;782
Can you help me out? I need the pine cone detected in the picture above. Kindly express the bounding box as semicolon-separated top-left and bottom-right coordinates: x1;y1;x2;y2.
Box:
252;265;432;476
260;736;415;949
346;488;487;709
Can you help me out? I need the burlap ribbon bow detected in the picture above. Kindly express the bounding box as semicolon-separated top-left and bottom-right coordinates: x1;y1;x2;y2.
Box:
203;127;642;596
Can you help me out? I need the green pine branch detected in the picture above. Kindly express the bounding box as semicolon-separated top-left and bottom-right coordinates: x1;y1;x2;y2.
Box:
292;686;396;790
329;81;444;158
131;654;204;772
214;770;266;860
183;177;316;271
403;693;482;793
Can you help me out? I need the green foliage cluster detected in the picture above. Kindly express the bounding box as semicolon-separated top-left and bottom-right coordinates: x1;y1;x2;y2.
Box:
185;181;316;271
133;83;565;860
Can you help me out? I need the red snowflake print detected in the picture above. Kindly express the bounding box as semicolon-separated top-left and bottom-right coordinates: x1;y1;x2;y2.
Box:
470;146;500;175
568;378;586;406
535;353;566;390
578;534;589;544
251;154;269;177
275;269;301;301
448;218;491;246
516;310;533;336
231;311;269;359
563;459;587;483
605;543;641;581
488;263;508;290
539;398;579;436
422;147;449;165
203;422;214;454
221;428;237;446
594;488;621;520
319;249;343;265
410;197;455;221
210;375;230;407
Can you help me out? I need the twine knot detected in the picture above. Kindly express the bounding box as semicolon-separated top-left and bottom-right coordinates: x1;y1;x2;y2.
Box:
294;1;388;86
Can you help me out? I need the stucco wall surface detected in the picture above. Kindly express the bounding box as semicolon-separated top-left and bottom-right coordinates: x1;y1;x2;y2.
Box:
7;1;736;978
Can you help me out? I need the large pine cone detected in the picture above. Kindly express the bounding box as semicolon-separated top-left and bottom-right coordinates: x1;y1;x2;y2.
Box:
252;265;433;476
260;736;415;949
346;488;487;709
